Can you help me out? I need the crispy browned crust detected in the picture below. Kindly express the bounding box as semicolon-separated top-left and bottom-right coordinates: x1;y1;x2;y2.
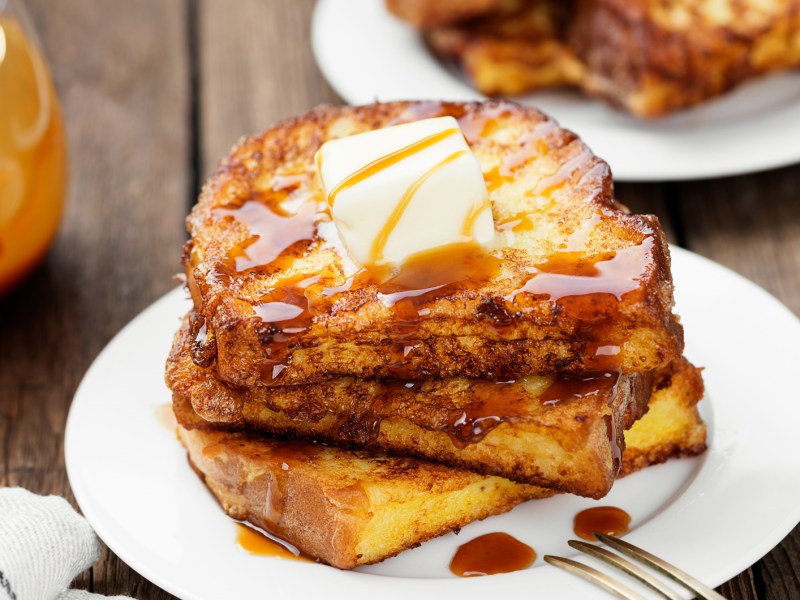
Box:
385;0;504;27
426;1;585;96
173;358;705;569
422;0;800;116
186;100;682;387
167;317;651;498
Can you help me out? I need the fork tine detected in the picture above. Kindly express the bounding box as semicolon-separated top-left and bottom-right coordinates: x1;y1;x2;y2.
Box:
594;533;727;600
569;540;684;600
544;555;647;600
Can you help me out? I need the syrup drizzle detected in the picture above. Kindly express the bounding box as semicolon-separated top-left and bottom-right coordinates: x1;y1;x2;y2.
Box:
212;199;322;273
325;127;459;207
532;145;594;196
368;149;468;268
441;379;529;448
253;274;322;382
507;236;653;303
313;369;623;450
573;507;631;541
189;312;216;369
154;404;177;432
450;532;536;577
501;235;654;370
540;372;618;406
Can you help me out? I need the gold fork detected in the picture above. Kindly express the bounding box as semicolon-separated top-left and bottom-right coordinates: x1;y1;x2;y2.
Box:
544;533;727;600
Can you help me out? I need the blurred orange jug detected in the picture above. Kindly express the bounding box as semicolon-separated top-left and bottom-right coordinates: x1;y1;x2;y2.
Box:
0;0;67;295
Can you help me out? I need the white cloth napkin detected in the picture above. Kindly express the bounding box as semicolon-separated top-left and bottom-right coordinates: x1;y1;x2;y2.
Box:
0;488;133;600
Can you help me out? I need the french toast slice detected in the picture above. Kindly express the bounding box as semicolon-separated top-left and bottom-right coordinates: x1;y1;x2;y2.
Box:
168;318;651;498
175;394;550;570
568;0;800;117
185;100;682;388
426;0;584;96
418;0;800;116
174;362;706;569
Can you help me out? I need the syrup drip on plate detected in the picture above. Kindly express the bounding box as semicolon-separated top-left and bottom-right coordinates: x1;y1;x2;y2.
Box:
450;532;536;577
236;523;311;562
573;507;631;541
154;404;177;433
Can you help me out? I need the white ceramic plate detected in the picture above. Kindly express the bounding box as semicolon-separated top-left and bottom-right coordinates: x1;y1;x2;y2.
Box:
65;247;800;600
311;0;800;182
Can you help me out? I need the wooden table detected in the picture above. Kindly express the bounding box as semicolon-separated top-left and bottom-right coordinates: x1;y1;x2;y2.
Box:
1;1;798;597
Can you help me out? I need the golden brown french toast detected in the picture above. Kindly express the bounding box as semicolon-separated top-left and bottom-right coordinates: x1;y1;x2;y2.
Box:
175;396;549;570
569;0;800;117
426;0;585;96
621;356;706;474
417;0;800;116
167;317;652;498
174;362;705;569
185;101;682;388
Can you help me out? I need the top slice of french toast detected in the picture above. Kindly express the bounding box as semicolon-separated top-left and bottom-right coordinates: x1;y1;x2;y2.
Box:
185;100;682;387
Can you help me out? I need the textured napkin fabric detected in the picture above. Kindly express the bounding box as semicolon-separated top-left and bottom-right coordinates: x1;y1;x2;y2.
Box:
0;488;133;600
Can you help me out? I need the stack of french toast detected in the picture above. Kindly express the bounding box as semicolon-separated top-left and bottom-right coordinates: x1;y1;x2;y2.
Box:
165;100;706;569
387;0;800;117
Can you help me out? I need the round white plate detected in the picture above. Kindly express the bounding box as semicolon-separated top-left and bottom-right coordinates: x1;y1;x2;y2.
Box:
66;247;800;600
311;0;800;182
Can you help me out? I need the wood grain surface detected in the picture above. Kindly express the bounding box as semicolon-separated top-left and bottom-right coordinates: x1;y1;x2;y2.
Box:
0;1;797;598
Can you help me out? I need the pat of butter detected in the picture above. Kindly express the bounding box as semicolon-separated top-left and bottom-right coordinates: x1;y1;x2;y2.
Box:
315;116;494;274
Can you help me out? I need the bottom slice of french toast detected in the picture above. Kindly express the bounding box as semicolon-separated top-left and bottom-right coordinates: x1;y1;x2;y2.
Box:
174;359;706;569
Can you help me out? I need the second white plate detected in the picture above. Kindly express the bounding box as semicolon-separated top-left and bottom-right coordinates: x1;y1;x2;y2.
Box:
312;0;800;181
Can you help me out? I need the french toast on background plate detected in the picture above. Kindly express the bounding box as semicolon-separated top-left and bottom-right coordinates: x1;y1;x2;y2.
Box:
392;0;800;117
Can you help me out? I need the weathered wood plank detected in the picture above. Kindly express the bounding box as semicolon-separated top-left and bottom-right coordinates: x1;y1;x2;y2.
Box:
675;164;800;315
758;527;800;600
197;0;340;178
717;568;760;600
0;0;190;597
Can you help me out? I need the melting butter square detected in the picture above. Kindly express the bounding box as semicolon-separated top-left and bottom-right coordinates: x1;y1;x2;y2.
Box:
315;116;494;272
